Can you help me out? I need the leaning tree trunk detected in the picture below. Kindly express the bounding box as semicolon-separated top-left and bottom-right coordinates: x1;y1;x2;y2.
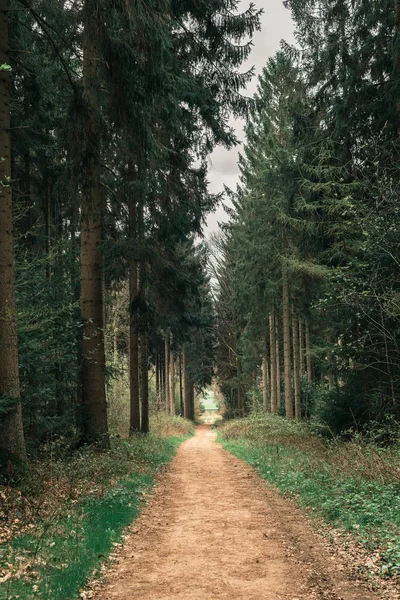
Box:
269;310;277;413
0;0;26;466
282;272;293;418
292;305;301;420
80;0;108;445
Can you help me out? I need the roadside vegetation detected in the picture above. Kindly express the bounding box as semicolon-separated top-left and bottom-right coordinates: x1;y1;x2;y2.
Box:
218;414;400;585
0;416;193;600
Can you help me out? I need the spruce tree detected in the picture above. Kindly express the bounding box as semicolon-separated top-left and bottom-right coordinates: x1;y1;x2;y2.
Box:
0;0;26;467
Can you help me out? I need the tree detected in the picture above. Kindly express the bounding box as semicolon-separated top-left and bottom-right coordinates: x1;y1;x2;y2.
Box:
0;1;26;467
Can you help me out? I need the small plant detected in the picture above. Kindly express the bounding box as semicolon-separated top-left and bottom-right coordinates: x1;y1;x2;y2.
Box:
0;422;189;598
219;414;400;582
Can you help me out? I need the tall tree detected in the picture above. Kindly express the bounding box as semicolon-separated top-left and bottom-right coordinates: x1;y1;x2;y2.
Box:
80;0;108;445
0;1;26;466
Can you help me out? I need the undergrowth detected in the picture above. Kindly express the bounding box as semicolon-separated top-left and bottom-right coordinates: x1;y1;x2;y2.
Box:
219;414;400;580
0;415;193;599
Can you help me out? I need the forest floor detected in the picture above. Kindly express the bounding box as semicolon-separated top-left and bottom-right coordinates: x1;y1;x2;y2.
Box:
87;425;390;600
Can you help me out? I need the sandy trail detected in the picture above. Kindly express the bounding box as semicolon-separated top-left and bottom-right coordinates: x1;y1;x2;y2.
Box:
93;426;380;600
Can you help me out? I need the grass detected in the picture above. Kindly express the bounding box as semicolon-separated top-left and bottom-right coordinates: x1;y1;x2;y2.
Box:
0;416;194;600
219;414;400;580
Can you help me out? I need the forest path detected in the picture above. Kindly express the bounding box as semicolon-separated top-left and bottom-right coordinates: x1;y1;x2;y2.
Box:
91;426;379;600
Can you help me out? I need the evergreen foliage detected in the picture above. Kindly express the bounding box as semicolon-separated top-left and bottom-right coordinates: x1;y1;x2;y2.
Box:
213;2;400;431
0;0;261;464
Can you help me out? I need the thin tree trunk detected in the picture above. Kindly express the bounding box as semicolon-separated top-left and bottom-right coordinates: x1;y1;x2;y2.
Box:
183;347;190;419
80;0;108;445
282;273;293;418
169;339;175;416
305;322;312;384
179;353;183;415
189;381;195;421
292;305;301;419
269;310;277;413
380;304;396;405
0;0;26;465
165;338;170;415
113;313;118;364
262;353;269;412
161;342;166;410
276;319;281;411
129;258;140;433
45;173;51;280
299;320;305;376
155;351;161;412
140;333;149;433
395;0;400;135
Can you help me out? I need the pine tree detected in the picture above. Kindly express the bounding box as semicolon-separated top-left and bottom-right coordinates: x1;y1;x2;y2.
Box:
0;0;26;467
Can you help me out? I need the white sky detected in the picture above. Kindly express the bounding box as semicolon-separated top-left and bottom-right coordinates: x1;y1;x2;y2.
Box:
205;0;295;235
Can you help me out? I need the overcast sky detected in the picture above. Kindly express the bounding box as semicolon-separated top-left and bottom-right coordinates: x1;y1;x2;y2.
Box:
205;0;295;235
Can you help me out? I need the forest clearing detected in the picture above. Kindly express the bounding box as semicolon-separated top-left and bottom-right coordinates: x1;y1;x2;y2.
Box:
1;0;400;598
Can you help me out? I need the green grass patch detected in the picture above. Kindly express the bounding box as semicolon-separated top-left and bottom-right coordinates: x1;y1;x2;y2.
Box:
0;432;186;600
219;414;400;579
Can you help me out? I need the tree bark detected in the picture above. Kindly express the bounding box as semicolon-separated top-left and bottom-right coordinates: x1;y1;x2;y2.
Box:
80;0;108;445
282;272;293;418
129;258;140;433
275;318;281;411
305;322;312;384
292;305;301;419
183;348;190;419
0;0;26;465
261;355;269;412
179;353;183;415
169;339;175;416
269;310;277;413
190;382;195;420
165;338;170;415
299;320;305;376
140;333;149;433
155;351;161;412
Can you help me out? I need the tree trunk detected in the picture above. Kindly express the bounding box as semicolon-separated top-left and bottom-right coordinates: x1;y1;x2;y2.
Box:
299;320;305;376
169;339;175;416
292;305;301;420
395;0;400;135
0;0;26;465
129;258;140;433
80;0;108;445
275;318;281;411
179;353;184;415
183;348;190;419
155;351;160;411
305;322;312;384
262;353;269;413
45;173;51;280
165;338;170;415
282;273;293;418
380;304;396;406
140;334;149;433
269;310;277;413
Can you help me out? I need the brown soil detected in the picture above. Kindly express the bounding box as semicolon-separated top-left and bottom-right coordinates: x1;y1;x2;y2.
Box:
91;426;383;600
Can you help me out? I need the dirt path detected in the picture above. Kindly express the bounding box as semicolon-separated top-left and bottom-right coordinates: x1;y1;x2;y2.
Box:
92;426;381;600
